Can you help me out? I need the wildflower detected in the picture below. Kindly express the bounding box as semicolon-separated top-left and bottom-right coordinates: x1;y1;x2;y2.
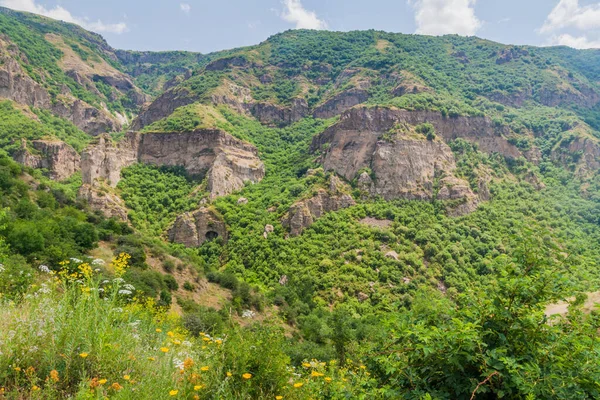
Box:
359;365;366;370
324;377;332;383
160;347;169;353
32;385;40;391
79;352;89;358
183;358;194;370
242;373;252;380
49;369;59;382
200;366;209;372
111;382;123;391
293;382;303;388
215;339;222;345
167;331;175;337
14;367;21;372
112;253;131;278
118;289;132;295
311;371;324;377
148;357;156;361
202;337;211;342
226;371;232;377
276;397;283;400
156;328;162;333
39;265;51;273
169;389;179;396
172;339;182;345
194;385;204;390
99;379;107;385
194;396;200;400
124;375;131;381
302;362;311;368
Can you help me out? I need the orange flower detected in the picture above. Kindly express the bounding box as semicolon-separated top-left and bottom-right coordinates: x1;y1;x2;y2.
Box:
79;352;89;358
242;373;252;380
49;369;59;382
184;358;194;370
111;382;123;391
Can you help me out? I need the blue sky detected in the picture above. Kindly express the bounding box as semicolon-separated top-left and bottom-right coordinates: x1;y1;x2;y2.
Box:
2;0;600;52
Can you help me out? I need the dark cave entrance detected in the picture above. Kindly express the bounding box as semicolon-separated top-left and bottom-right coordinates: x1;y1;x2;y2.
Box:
205;231;219;240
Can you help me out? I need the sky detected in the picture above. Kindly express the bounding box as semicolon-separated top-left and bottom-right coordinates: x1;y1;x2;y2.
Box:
1;0;600;53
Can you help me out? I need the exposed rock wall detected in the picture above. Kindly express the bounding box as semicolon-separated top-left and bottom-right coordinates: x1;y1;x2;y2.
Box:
313;89;369;119
168;207;227;247
14;139;80;180
283;175;356;236
81;129;265;198
311;107;487;213
78;184;129;221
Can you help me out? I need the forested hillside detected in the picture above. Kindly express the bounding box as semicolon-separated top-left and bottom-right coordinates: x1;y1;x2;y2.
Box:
0;7;600;399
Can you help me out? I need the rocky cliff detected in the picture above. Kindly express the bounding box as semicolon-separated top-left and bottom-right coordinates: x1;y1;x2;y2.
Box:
168;207;227;247
14;139;80;180
282;175;356;236
311;107;499;212
81;129;265;198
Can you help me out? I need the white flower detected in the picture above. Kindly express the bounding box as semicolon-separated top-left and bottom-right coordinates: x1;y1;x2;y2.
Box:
118;290;132;295
92;259;105;266
173;358;184;370
242;310;255;319
113;278;125;284
70;258;82;264
38;265;51;273
0;264;5;273
112;307;123;313
123;284;136;291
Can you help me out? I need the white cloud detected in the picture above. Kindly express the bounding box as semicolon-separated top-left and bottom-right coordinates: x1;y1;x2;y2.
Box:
541;0;600;33
549;33;600;49
408;0;481;36
539;0;600;49
280;0;327;30
0;0;128;34
180;3;191;15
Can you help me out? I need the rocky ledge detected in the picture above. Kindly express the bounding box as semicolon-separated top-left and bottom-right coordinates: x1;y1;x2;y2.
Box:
282;175;356;236
14;139;80;181
80;129;265;198
311;107;502;213
168;207;227;247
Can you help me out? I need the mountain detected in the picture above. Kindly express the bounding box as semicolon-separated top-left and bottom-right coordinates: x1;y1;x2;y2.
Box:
0;8;600;400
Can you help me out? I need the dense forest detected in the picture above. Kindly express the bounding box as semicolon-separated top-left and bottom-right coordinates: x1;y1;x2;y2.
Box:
0;6;600;399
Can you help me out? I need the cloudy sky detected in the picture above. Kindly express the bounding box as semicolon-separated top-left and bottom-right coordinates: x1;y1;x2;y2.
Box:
1;0;600;52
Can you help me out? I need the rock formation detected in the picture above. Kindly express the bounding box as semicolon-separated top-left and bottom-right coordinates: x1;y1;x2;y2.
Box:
168;207;227;247
51;94;121;135
313;89;369;119
311;107;491;213
14;139;80;180
283;175;356;236
78;184;129;221
81;129;265;197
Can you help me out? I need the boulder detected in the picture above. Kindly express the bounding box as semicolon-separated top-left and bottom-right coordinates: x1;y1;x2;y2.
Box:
168;207;227;247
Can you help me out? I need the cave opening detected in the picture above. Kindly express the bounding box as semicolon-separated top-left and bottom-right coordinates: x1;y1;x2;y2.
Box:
205;231;219;240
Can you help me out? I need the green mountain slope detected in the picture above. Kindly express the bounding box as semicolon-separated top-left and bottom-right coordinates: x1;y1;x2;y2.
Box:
0;8;600;399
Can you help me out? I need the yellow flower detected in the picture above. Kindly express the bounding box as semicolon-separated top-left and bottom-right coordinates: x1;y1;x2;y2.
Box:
172;339;182;345
324;377;332;383
169;389;179;396
242;373;252;380
148;357;156;361
311;371;324;377
359;365;366;370
226;371;232;377
293;382;303;388
14;367;21;372
302;362;311;368
200;366;209;372
49;369;59;382
194;385;204;390
156;328;162;333
202;337;211;342
32;385;40;391
99;379;107;385
79;352;89;358
112;253;131;278
215;339;222;345
276;397;283;400
167;331;175;337
160;347;169;353
123;375;130;381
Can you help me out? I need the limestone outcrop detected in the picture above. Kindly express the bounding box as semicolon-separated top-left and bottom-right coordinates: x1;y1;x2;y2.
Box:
78;184;129;221
283;175;356;236
168;207;227;247
313;89;369;119
14;139;80;180
81;129;265;197
311;107;492;213
51;95;121;135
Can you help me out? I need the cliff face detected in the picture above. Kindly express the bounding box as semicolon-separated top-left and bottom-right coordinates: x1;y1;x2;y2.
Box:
81;129;265;198
282;175;356;236
168;207;227;247
311;107;500;212
14;139;80;180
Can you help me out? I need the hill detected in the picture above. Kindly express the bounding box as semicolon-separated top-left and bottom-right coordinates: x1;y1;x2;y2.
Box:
0;8;600;399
